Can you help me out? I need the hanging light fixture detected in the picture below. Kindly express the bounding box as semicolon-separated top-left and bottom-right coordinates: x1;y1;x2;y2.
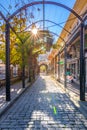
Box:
31;23;38;35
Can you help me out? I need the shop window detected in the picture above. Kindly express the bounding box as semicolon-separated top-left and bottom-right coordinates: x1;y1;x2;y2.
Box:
69;63;76;76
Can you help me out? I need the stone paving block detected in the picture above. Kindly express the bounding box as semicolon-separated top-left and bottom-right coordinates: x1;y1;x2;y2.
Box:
48;128;56;130
0;76;87;130
72;128;80;130
1;129;14;130
25;128;31;130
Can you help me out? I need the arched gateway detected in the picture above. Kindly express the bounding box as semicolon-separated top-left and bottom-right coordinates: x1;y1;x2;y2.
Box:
39;62;49;74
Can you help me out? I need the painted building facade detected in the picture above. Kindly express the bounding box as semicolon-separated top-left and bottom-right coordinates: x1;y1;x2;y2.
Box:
57;0;87;85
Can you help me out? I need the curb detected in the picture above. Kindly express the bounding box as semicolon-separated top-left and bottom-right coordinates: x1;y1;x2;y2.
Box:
0;79;37;118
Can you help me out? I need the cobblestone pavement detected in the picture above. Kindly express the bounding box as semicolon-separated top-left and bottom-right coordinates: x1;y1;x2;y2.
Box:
0;79;29;112
66;82;87;101
58;79;87;101
0;75;87;130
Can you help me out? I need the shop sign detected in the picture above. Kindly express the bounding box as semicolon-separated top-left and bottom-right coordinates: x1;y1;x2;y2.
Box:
57;61;64;64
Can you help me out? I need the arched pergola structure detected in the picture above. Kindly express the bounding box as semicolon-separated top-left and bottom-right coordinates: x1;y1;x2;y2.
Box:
19;19;71;34
7;1;82;21
0;1;85;101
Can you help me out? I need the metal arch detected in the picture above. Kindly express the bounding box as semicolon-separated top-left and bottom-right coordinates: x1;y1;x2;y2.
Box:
21;19;71;34
0;12;65;44
16;30;65;48
7;1;82;21
20;30;65;45
45;31;65;43
0;11;66;46
0;11;7;21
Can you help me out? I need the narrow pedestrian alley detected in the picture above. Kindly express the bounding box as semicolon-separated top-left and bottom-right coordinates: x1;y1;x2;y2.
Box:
0;75;87;130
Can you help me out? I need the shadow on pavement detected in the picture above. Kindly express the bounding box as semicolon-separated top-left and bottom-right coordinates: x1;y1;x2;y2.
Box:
0;76;87;130
66;82;87;101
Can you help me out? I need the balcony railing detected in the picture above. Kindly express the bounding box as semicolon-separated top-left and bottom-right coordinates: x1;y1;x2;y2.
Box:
66;12;87;45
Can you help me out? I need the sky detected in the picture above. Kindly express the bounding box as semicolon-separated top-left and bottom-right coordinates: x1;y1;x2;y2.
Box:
0;0;76;42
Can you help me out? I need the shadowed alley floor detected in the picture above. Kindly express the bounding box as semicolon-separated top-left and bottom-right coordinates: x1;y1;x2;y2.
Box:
0;75;87;130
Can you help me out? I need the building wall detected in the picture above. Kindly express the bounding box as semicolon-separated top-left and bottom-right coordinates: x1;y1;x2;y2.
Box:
66;14;87;85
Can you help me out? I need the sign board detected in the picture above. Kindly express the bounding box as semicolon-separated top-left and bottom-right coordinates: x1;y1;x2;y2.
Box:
57;61;64;64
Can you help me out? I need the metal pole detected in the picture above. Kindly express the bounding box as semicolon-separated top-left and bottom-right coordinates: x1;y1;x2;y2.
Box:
80;22;85;101
22;47;25;88
29;68;31;82
22;65;25;88
29;52;32;82
43;0;45;43
33;55;36;79
64;44;67;88
5;21;11;101
54;57;55;77
58;54;60;82
43;0;45;30
28;55;31;82
55;56;57;77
